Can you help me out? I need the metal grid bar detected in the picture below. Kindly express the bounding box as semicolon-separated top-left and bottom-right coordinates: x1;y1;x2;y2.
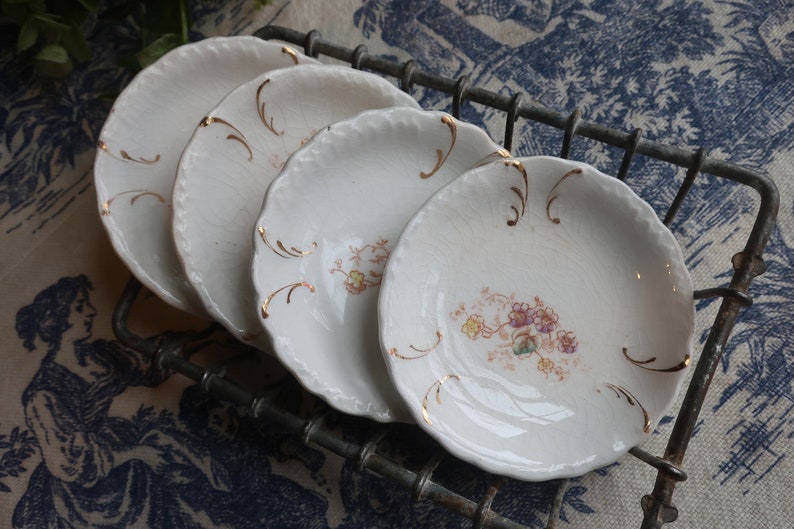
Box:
112;25;780;529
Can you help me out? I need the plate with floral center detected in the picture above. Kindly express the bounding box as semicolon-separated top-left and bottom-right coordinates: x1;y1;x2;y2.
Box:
251;106;507;421
379;155;695;479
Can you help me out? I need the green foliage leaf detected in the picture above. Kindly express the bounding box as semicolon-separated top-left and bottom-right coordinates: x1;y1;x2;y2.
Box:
75;0;98;11
16;19;38;52
61;22;91;61
32;13;71;31
35;55;73;77
135;33;181;68
35;43;69;63
10;0;200;78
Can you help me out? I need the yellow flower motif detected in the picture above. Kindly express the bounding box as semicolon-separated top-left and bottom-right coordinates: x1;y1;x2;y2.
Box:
462;314;484;339
345;270;367;294
537;357;555;375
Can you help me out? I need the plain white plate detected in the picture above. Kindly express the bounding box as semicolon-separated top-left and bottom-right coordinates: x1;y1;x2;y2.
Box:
251;107;507;421
379;156;695;479
94;36;317;315
173;65;420;351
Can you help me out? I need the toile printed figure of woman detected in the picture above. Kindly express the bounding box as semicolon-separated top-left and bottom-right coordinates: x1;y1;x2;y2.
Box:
12;275;231;528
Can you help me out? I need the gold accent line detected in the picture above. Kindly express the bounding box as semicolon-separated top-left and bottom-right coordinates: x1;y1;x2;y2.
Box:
546;168;583;224
604;383;651;433
256;79;285;136
101;190;166;216
97;139;161;164
388;330;443;360
257;226;317;258
622;347;691;373
261;281;315;319
422;374;461;425
504;159;528;227
473;148;511;168
420;115;457;179
199;116;253;161
281;46;299;64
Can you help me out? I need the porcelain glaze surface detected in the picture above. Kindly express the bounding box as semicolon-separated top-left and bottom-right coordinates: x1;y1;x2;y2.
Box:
173;66;420;350
251;107;505;421
379;156;695;479
94;37;317;315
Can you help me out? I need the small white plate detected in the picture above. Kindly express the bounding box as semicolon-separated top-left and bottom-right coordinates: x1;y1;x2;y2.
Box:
94;36;317;315
251;107;507;421
379;156;695;479
173;65;420;351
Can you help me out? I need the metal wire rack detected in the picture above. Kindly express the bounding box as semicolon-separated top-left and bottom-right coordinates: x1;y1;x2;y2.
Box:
112;25;780;529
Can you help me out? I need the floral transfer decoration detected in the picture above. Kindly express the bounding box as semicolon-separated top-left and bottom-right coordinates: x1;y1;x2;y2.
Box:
329;238;390;295
450;288;581;381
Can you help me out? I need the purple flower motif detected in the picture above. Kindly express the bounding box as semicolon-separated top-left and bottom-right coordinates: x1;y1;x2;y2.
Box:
557;330;578;354
534;307;559;334
508;302;534;328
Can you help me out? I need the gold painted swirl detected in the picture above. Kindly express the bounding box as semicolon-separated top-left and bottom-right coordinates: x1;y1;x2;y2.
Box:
257;226;316;258
261;281;315;319
546;168;583;224
101;189;166;215
603;383;651;433
97;139;160;164
199;116;253;161
622;347;691;373
420;115;457;179
388;330;443;360
256;79;284;136
422;374;461;425
504;159;528;227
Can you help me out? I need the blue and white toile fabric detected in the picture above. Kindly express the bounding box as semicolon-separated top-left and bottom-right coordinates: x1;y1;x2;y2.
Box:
1;1;792;527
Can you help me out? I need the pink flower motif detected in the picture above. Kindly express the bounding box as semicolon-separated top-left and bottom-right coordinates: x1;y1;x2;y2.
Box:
534;306;559;334
557;330;578;354
508;302;534;328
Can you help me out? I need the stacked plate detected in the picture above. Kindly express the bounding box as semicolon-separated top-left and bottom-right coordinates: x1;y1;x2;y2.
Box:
95;37;695;481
